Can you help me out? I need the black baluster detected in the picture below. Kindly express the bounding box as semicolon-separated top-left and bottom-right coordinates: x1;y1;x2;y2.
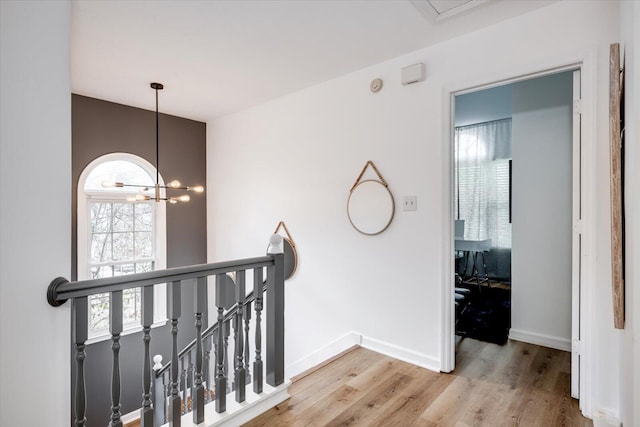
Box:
73;297;88;426
253;268;264;394
193;277;206;423
162;373;169;425
168;281;181;426
187;351;194;413
141;286;154;426
234;270;246;402
244;300;252;385
215;274;227;413
110;290;123;427
203;335;212;403
188;350;194;398
224;319;231;393
180;356;187;415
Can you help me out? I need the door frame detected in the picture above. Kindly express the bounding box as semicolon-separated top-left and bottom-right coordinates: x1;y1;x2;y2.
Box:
440;58;597;418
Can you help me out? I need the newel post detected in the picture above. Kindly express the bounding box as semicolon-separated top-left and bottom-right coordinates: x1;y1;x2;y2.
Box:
266;234;285;387
152;355;164;425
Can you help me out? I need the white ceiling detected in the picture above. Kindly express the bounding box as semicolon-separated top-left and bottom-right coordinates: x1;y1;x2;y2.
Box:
71;0;557;122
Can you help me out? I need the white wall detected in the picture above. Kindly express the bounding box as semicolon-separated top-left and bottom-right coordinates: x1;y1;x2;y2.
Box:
208;0;622;419
619;2;640;426
510;72;573;348
0;1;71;425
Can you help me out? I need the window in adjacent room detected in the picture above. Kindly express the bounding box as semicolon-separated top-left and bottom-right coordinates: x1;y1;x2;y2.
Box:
454;118;512;249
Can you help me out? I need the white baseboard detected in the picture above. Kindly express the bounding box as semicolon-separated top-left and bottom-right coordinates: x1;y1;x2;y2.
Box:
509;329;571;352
121;409;139;424
286;332;440;378
204;382;291;427
592;409;621;427
160;382;291;427
360;335;440;372
286;332;362;378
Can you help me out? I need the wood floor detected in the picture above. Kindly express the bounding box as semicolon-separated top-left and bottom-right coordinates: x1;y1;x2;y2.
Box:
244;339;592;426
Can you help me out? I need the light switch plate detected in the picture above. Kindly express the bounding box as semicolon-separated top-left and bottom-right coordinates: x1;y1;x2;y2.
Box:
403;196;417;211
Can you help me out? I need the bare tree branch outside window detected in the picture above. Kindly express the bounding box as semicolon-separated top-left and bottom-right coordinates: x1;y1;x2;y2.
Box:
89;200;155;335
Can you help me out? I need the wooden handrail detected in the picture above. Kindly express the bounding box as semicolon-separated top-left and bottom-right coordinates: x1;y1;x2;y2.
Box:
47;256;274;307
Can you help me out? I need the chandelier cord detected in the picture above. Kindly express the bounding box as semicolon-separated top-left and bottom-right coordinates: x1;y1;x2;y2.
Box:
155;86;160;186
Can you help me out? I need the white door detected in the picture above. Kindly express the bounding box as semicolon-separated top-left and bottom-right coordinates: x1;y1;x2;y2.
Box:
571;69;582;399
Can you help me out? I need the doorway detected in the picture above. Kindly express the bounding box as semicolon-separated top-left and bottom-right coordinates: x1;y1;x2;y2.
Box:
449;68;582;400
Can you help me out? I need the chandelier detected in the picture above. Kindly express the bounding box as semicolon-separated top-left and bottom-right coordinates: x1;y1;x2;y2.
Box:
102;82;204;203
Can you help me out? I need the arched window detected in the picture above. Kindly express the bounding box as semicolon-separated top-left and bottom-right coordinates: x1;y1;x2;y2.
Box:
78;153;167;339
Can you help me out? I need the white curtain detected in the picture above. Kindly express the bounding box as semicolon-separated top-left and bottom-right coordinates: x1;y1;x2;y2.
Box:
455;118;512;249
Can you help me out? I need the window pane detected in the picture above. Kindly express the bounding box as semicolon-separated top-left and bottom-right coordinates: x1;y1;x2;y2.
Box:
123;288;141;327
135;261;154;273
112;232;134;261
90;202;112;233
89;293;110;332
113;203;133;232
135;232;153;259
91;233;111;263
494;159;512;249
90;265;113;279
455;120;512;249
135;203;153;231
84;160;154;192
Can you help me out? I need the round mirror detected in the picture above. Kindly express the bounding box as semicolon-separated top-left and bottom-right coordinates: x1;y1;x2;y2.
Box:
347;179;395;235
218;274;236;309
283;238;298;279
266;237;298;280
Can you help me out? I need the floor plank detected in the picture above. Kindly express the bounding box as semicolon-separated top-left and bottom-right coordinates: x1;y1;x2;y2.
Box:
244;339;592;426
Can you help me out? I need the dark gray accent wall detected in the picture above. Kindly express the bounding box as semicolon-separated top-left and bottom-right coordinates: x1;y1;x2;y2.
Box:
71;94;207;425
72;94;207;275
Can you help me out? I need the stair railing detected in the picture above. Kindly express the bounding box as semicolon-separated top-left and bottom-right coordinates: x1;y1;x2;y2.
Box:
150;273;268;425
47;235;285;427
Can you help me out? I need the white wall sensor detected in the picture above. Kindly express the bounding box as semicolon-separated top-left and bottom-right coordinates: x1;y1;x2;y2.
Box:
401;63;425;85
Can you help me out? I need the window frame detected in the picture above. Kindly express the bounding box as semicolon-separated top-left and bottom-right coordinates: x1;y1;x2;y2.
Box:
454;119;512;250
77;153;167;343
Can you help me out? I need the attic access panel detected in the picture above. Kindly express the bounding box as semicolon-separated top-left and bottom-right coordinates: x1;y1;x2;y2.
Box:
428;0;474;14
412;0;489;22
